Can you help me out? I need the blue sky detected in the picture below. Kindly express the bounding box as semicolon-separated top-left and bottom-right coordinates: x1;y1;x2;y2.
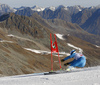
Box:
0;0;100;8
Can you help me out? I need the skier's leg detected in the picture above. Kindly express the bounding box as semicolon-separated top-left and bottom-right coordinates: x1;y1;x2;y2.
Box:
64;59;76;66
68;59;77;65
65;59;77;71
66;57;86;71
70;57;86;67
77;57;86;67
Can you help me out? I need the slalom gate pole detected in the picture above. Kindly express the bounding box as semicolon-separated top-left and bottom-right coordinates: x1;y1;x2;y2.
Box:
54;34;62;70
50;33;53;71
51;51;53;72
57;51;62;70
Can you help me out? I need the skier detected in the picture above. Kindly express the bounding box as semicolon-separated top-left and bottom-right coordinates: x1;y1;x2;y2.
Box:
61;49;86;71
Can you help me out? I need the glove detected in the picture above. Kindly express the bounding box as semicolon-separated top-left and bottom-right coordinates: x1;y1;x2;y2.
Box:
64;63;70;66
61;59;65;62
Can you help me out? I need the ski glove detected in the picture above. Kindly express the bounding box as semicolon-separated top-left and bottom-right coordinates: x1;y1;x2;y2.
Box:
61;59;65;62
64;63;70;66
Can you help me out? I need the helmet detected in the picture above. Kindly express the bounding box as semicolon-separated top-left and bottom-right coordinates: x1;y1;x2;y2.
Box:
70;50;76;55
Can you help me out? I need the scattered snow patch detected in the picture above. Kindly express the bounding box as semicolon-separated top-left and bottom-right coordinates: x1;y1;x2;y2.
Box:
24;48;41;53
7;34;14;37
67;43;83;53
24;48;51;54
24;48;69;57
95;45;100;48
0;40;13;43
7;34;33;42
56;34;65;40
64;7;68;10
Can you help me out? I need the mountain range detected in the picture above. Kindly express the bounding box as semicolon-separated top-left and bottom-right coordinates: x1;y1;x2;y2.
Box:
1;3;100;31
0;3;100;76
12;4;100;36
0;3;15;15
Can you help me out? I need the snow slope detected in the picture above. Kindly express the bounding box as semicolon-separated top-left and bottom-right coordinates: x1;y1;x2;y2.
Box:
0;66;100;85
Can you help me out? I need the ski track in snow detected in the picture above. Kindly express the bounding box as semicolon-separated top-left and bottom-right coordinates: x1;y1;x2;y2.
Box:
0;66;100;85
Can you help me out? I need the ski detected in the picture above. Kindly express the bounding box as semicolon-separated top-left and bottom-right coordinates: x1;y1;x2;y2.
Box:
44;68;87;75
44;70;70;75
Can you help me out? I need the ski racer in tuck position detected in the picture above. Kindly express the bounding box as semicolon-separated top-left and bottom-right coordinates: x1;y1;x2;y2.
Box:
61;50;86;71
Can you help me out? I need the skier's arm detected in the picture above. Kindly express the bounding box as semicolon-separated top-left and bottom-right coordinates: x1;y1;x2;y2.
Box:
63;53;75;61
63;56;71;61
61;56;71;62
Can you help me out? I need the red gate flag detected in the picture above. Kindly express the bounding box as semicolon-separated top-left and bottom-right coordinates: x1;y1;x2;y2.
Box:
50;33;62;71
50;34;58;53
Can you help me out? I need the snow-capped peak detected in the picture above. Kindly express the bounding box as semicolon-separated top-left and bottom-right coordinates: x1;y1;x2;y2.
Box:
56;5;68;10
73;5;84;11
45;6;56;11
89;6;95;9
0;3;16;12
31;5;45;12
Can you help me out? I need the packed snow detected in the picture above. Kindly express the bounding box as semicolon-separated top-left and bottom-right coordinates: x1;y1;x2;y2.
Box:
0;66;100;85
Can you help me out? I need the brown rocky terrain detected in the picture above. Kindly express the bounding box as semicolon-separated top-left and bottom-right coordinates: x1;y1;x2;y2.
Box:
0;13;100;77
